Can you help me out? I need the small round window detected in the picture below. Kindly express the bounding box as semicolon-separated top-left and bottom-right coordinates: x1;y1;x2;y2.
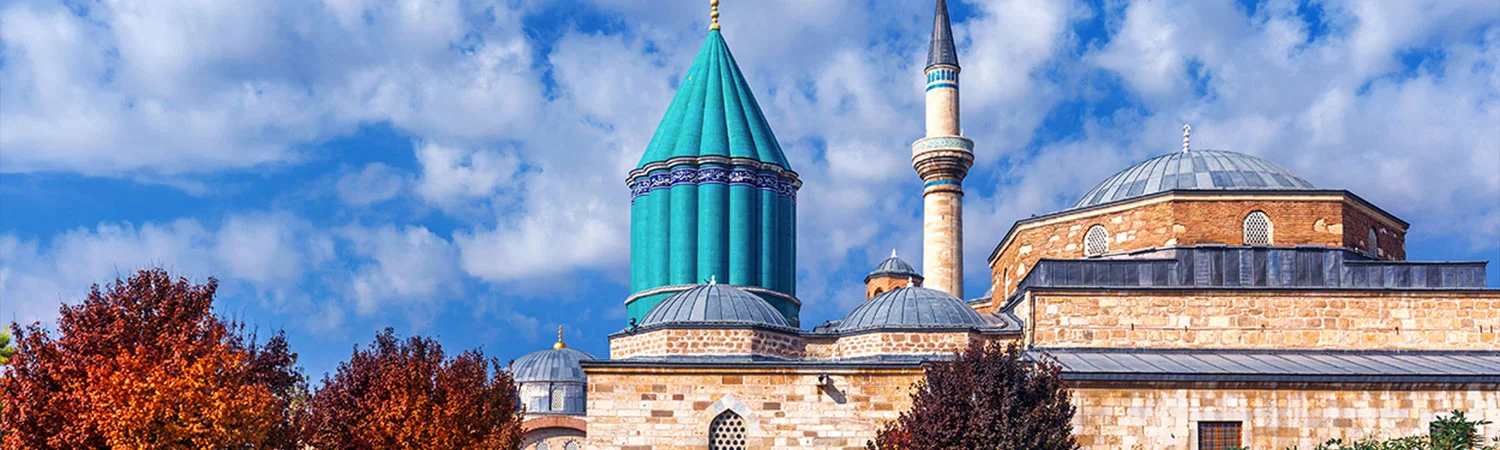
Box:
1084;225;1109;257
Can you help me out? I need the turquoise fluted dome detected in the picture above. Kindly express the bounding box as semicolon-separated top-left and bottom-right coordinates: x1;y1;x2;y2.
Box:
626;29;802;327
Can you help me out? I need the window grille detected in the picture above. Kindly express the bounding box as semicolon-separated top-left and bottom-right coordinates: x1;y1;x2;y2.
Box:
550;386;566;411
1243;211;1272;245
535;443;549;450
1198;421;1242;450
564;442;580;450
709;411;747;450
1368;228;1378;255
1084;225;1109;257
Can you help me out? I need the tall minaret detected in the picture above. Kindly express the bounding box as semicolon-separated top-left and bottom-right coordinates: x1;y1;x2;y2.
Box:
912;0;973;298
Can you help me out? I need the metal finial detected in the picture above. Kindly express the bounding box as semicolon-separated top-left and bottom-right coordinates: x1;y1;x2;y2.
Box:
906;277;915;288
891;248;898;258
1182;124;1191;153
710;0;720;30
709;275;717;285
553;325;567;349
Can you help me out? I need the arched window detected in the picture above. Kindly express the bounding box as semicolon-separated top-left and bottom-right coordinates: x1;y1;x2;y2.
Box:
709;410;747;450
1368;228;1379;255
564;442;580;450
550;386;566;411
1084;225;1109;257
1242;211;1272;245
535;443;549;450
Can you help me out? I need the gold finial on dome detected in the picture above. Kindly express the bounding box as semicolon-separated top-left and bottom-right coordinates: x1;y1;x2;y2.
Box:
710;0;720;30
553;325;567;349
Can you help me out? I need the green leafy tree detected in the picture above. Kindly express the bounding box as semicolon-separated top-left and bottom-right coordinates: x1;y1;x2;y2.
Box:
869;341;1078;450
1233;411;1499;450
0;326;15;364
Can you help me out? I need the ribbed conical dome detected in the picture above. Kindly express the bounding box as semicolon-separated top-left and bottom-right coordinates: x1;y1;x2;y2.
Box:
626;29;802;329
636;30;790;168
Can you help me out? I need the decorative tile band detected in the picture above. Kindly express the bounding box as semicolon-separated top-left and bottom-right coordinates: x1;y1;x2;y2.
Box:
924;179;961;188
926;82;958;91
912;136;974;152
630;165;799;200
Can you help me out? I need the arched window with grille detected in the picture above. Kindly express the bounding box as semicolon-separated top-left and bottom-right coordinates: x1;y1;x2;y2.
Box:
550;386;566;411
1368;228;1379;255
1242;211;1272;245
1084;225;1109;257
564;442;580;450
709;410;747;450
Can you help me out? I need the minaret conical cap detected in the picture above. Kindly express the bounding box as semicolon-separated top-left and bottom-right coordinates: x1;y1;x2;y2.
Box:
927;0;959;69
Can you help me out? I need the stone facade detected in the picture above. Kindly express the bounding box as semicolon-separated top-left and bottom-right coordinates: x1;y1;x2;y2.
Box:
584;366;921;449
1013;290;1499;350
1070;384;1500;450
609;327;1010;360
521;416;587;450
987;193;1409;299
864;276;916;300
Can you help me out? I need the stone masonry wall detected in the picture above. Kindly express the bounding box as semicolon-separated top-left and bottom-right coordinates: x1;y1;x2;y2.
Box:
988;195;1408;300
609;328;804;359
1024;290;1500;350
865;276;917;300
584;367;922;449
833;331;1003;359
1071;385;1500;450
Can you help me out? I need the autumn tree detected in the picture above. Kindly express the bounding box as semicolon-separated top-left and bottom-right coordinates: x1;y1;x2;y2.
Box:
1;268;305;449
298;328;524;450
871;341;1078;450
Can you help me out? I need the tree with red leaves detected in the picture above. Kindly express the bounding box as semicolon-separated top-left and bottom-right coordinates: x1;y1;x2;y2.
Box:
870;341;1078;450
298;328;524;450
1;268;305;449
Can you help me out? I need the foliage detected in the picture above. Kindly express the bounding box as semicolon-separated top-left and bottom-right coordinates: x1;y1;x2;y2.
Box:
298;327;524;450
869;341;1078;450
0;326;14;364
1;268;305;449
1231;411;1500;450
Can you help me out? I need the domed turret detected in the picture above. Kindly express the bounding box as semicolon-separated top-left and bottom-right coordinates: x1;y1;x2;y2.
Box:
864;250;923;299
511;327;595;416
835;286;991;333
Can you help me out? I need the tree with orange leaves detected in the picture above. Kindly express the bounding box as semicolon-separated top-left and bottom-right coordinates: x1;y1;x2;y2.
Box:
298;328;524;450
1;268;305;449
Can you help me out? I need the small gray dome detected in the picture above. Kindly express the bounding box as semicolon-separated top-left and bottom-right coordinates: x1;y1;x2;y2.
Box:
1075;150;1315;209
510;347;595;384
639;283;791;328
864;252;922;283
836;286;990;333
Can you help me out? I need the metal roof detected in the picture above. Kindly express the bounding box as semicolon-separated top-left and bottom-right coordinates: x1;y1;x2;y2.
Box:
926;0;959;69
1074;150;1316;209
509;347;595;384
1008;246;1488;304
1038;348;1500;384
638;283;791;329
835;287;992;333
864;254;922;283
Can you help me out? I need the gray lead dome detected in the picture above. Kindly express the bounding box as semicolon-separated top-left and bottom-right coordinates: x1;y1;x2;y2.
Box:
836;286;991;333
1074;150;1316;209
865;254;922;283
639;283;791;329
510;347;595;384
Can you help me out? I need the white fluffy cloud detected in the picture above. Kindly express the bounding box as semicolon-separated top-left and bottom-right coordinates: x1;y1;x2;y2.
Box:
3;0;1495;331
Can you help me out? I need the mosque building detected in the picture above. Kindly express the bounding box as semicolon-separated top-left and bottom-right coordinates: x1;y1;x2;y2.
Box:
508;1;1500;449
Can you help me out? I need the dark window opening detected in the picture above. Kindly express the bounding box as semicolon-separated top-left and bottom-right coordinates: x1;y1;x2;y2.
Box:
1199;421;1242;450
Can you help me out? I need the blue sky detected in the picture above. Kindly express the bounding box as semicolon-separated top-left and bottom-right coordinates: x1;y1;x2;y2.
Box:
2;0;1497;380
